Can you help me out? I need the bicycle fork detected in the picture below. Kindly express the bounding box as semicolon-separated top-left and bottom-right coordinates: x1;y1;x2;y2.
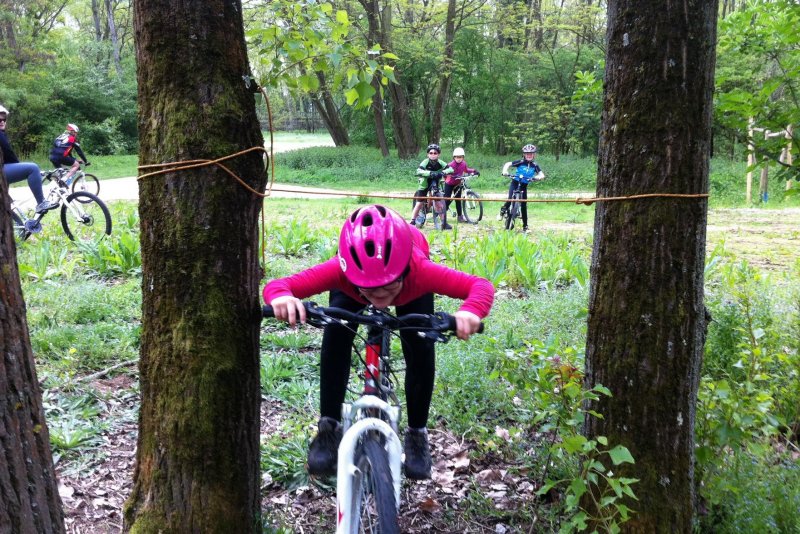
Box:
337;333;402;533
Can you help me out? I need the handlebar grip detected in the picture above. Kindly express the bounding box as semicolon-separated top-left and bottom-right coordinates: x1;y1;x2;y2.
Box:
262;305;275;318
444;315;485;334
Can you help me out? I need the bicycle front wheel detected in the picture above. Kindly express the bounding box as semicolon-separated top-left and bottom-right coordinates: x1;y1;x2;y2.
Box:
461;191;483;223
431;197;446;231
350;438;399;534
505;198;519;230
60;192;112;242
71;173;100;198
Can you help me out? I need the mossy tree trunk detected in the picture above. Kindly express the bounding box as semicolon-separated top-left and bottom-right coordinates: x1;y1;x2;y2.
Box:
0;165;65;534
124;0;266;532
583;0;717;532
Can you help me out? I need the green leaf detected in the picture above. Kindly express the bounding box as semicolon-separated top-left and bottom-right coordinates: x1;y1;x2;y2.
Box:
562;434;587;454
335;10;348;24
382;52;399;60
608;445;635;465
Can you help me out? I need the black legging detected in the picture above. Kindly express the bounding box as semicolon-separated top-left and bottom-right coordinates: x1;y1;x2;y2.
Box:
443;182;463;217
320;289;436;429
501;180;529;227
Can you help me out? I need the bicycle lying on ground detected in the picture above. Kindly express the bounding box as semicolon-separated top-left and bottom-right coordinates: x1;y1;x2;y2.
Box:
262;302;482;533
412;179;447;230
41;162;100;199
449;173;484;223
10;171;112;243
502;170;545;231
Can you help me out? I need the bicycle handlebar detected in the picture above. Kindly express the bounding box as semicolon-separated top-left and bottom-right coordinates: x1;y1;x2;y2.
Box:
262;302;484;338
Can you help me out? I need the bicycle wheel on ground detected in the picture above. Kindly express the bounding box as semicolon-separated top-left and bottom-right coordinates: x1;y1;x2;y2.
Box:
431;194;446;231
60;191;112;243
11;211;31;242
349;438;399;534
71;173;100;198
504;199;519;230
461;191;483;223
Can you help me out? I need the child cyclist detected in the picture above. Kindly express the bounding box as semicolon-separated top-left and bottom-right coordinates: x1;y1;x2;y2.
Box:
497;143;544;231
409;143;454;229
444;147;479;223
264;205;494;479
49;123;90;185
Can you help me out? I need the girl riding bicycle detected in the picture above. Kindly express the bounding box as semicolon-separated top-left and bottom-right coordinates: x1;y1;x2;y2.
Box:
409;143;454;229
263;205;494;480
444;147;479;223
497;143;544;232
49;123;90;185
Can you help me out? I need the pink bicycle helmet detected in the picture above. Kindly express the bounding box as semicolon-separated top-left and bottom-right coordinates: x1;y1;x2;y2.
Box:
338;205;413;288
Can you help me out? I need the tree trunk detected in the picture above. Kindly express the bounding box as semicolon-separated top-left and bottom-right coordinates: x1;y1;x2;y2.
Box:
359;0;418;158
312;71;349;146
0;162;65;534
104;0;124;77
91;0;103;40
430;0;456;144
371;80;390;157
582;0;717;531
124;0;265;532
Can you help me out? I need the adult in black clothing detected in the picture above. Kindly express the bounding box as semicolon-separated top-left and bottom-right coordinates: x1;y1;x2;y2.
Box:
0;105;57;213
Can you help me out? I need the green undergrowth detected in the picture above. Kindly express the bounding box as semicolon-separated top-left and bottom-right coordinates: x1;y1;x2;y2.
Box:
13;199;800;532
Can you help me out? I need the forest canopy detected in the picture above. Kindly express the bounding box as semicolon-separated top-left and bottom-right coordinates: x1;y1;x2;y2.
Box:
0;0;797;165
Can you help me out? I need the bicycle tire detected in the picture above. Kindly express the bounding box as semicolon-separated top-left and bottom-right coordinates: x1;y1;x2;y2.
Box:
431;189;446;231
350;438;399;534
505;197;519;230
461;191;483;223
71;173;100;198
11;211;31;242
60;191;112;243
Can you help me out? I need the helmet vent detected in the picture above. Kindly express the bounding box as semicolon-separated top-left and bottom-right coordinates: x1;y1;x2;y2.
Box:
376;205;387;217
364;240;375;257
384;241;392;266
348;246;363;269
362;213;374;227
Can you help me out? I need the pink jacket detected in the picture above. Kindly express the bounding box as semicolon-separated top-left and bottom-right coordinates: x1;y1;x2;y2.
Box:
263;226;494;318
445;160;477;185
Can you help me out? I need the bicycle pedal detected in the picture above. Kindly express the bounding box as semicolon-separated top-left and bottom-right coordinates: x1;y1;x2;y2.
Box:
24;219;43;234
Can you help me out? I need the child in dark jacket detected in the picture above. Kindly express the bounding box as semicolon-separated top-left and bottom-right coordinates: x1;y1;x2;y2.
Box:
409;143;454;229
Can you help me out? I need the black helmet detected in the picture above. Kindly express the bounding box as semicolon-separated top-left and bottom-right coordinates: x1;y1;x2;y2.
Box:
426;143;441;154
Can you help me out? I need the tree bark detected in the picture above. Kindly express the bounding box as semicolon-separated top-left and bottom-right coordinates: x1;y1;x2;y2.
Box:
311;71;349;146
125;0;265;532
359;0;418;158
104;0;124;77
430;0;456;144
0;160;65;534
582;0;717;531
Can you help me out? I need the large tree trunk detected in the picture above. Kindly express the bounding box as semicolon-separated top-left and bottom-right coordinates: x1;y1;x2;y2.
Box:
0;162;65;534
125;0;265;531
582;0;717;531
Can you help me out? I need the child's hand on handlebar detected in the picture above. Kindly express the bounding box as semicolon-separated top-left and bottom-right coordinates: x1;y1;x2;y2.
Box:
454;310;482;340
270;295;306;327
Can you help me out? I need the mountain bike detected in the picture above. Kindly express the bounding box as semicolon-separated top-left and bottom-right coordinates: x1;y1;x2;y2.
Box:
10;172;112;243
449;173;483;223
412;179;446;230
262;302;482;533
41;162;100;200
503;171;544;230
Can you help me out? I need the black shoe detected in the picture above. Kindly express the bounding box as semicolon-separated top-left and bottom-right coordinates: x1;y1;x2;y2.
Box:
522;225;529;232
403;428;432;480
35;200;58;213
307;416;342;476
441;223;453;230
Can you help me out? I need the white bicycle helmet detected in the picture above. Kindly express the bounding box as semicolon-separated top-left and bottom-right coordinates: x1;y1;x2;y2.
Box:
0;104;8;115
67;123;79;133
453;147;465;157
522;144;537;153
